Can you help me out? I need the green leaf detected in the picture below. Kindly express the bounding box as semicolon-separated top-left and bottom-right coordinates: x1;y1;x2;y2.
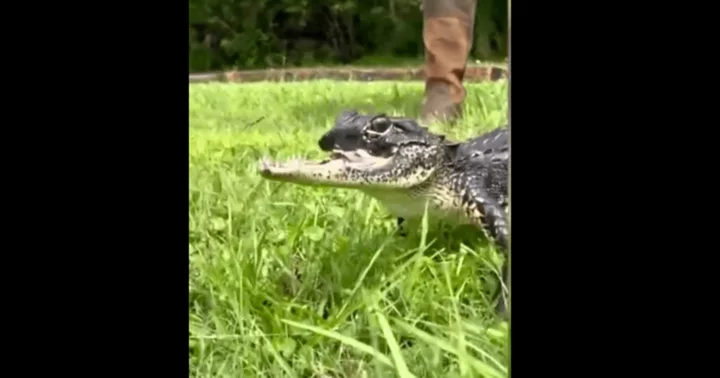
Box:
210;217;226;230
393;318;506;378
375;311;416;378
328;205;346;218
281;319;395;368
279;338;297;358
305;225;325;241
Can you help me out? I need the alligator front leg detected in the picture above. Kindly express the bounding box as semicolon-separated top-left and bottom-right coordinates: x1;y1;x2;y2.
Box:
460;188;509;319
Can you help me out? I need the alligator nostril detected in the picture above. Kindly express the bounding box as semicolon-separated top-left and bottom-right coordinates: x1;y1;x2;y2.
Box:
318;134;335;151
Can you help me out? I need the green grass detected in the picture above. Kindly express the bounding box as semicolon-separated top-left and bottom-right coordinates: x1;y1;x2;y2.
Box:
189;80;509;377
288;56;508;69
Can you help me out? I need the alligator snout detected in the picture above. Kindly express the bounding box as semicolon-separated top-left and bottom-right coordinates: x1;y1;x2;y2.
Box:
318;132;335;151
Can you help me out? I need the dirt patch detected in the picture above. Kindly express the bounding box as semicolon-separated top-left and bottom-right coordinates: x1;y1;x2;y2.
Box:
189;64;507;84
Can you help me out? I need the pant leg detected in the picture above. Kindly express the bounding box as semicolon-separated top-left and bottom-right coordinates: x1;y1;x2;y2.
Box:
422;0;478;122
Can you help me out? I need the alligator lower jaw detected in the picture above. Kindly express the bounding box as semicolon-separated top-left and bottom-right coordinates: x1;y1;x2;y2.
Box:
258;156;341;180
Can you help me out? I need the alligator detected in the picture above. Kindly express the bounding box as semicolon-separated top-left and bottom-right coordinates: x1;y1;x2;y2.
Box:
318;111;509;215
258;110;510;317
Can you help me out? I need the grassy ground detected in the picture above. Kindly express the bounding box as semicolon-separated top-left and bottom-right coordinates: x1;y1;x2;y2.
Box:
288;56;508;69
189;80;509;378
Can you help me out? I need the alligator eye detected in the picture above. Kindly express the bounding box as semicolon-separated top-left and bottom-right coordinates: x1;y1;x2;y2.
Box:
363;116;394;139
370;117;392;133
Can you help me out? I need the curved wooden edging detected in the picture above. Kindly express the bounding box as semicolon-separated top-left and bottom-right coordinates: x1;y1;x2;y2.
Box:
189;64;508;84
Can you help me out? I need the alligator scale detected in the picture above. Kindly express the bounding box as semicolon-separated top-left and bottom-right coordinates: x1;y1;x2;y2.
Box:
258;111;510;316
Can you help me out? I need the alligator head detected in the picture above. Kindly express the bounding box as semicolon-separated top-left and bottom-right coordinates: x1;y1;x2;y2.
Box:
317;110;508;163
258;112;451;189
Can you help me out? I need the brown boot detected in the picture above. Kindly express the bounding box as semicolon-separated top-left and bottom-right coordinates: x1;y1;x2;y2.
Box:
421;0;477;124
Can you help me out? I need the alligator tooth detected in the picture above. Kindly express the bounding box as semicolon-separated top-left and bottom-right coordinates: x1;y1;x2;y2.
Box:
259;156;277;169
258;159;268;171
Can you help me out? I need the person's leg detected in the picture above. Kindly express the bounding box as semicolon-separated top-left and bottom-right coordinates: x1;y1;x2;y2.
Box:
421;0;477;123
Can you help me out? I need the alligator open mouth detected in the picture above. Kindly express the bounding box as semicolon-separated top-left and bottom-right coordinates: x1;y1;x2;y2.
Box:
258;149;391;187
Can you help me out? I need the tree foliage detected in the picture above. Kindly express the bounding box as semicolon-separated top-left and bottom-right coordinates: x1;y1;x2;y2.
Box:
189;0;508;72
